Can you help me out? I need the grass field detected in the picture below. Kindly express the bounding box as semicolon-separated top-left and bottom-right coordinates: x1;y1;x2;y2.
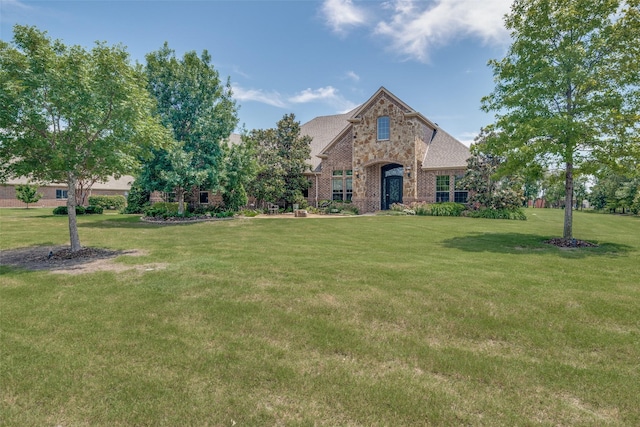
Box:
1;208;639;426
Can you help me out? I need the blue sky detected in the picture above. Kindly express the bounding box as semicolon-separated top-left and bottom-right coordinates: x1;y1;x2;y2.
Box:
1;0;513;145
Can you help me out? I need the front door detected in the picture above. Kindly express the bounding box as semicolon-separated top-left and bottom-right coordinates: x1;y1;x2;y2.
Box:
381;163;403;210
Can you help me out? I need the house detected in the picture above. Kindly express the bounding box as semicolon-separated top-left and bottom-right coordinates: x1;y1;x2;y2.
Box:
0;176;134;208
301;87;470;213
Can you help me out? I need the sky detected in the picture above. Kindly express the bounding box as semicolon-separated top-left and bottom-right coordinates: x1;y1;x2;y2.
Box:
0;0;514;145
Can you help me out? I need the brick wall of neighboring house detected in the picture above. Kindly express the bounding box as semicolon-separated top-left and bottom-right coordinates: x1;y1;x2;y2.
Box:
0;184;127;208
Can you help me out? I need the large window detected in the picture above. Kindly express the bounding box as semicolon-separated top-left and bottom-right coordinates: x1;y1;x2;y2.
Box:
332;169;353;201
56;189;68;199
199;191;209;204
377;116;390;140
436;175;450;202
454;175;468;203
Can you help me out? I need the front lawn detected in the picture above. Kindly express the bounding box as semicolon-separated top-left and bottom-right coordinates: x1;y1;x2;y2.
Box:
1;208;639;425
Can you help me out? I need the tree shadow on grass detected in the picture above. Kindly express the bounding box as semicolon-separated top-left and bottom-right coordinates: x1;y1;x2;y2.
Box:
77;216;162;229
440;233;632;258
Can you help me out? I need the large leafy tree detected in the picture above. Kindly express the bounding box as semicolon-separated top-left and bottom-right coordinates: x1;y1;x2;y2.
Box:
0;25;169;251
141;43;238;214
245;114;311;208
482;0;640;239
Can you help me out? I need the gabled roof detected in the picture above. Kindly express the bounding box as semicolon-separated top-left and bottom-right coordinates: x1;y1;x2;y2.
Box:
301;109;356;171
422;129;470;170
298;87;470;171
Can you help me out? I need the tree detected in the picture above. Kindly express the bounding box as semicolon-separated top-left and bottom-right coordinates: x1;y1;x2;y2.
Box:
482;0;640;240
245;114;311;208
459;134;525;211
140;43;238;215
0;25;169;251
15;184;42;208
220;137;258;211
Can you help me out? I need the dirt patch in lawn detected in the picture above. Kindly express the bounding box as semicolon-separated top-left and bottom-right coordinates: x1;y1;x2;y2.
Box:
0;246;167;275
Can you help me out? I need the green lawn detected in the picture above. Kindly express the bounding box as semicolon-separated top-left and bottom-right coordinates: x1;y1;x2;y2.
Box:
1;208;639;426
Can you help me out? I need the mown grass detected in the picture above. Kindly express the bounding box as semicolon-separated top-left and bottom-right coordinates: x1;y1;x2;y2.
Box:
1;208;639;426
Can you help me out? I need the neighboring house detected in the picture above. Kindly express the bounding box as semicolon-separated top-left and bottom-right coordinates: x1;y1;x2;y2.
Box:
301;87;470;213
0;176;134;208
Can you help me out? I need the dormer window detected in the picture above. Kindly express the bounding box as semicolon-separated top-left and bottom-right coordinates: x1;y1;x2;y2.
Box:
377;116;390;140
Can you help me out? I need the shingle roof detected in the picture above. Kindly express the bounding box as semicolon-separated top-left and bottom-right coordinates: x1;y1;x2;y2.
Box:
300;109;355;171
422;129;470;170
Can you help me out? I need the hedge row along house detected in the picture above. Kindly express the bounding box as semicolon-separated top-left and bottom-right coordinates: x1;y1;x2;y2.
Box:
300;87;471;213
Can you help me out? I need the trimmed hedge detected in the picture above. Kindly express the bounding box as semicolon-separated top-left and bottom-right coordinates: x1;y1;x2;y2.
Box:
469;208;527;220
53;205;88;215
88;195;126;210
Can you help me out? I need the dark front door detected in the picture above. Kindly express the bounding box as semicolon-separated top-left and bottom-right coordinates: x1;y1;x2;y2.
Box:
385;176;403;209
381;163;403;210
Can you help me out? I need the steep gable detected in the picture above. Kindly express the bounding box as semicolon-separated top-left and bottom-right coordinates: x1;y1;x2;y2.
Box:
422;129;470;170
300;110;354;171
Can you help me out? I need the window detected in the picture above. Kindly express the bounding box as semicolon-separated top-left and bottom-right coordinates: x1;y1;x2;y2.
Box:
436;175;450;202
56;189;68;199
199;191;209;204
333;169;353;201
454;175;468;203
377;116;390;140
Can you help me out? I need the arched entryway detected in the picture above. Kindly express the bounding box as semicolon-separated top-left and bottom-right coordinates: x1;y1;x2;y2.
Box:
381;163;403;210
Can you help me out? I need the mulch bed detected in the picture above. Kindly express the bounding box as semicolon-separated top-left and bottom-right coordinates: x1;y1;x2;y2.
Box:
1;246;123;271
544;238;598;248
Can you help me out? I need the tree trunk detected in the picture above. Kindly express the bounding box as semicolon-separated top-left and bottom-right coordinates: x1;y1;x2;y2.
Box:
563;162;574;239
67;173;82;252
178;190;185;215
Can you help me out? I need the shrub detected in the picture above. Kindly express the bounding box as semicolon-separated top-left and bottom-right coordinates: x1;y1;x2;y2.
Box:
88;195;126;210
215;211;235;218
144;202;180;218
411;202;431;216
52;206;67;215
122;182;150;214
240;209;260;217
429;202;466;217
469;208;527;220
85;205;104;214
53;206;87;215
320;200;359;215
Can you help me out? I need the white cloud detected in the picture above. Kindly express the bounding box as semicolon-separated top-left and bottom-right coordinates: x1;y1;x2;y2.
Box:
345;71;360;82
320;0;510;62
375;0;511;62
231;85;287;108
457;131;479;147
232;84;357;113
321;0;368;34
289;86;358;112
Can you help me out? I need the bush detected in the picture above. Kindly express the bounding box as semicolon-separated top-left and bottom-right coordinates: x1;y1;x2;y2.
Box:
215;211;235;218
52;206;67;215
411;202;431;216
240;209;260;217
429;202;466;217
122;182;150;214
53;205;88;215
469;208;527;220
144;202;180;218
88;195;126;210
85;205;104;214
320;200;359;215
